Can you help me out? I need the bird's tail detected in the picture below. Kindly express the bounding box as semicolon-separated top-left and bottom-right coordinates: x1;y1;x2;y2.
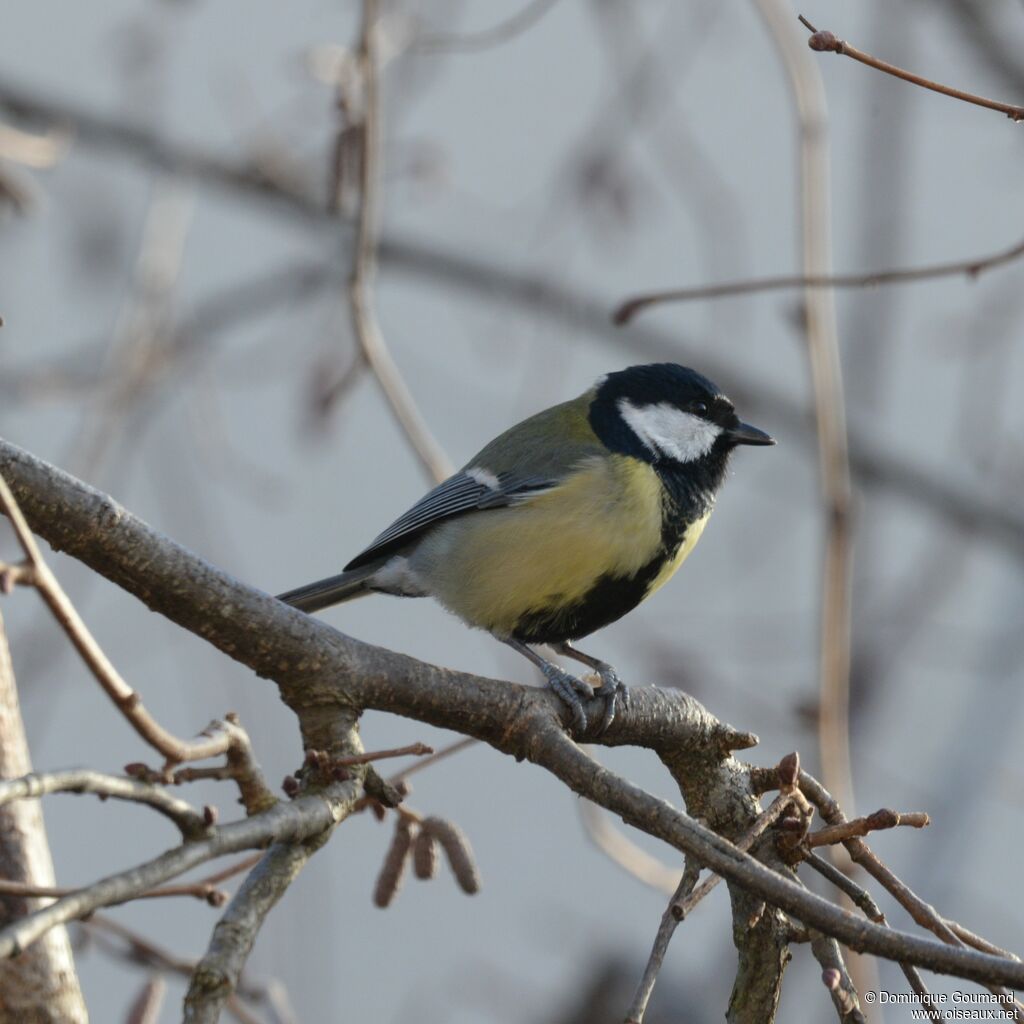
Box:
276;566;376;613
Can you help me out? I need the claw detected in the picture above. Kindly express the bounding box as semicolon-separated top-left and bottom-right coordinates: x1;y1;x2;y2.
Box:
542;664;593;732
594;666;629;734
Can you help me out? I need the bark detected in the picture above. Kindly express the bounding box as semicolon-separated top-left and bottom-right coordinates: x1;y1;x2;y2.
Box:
0;610;88;1023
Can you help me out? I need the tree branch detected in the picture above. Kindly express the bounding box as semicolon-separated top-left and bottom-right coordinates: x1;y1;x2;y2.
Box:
0;769;208;840
342;0;454;486
0;472;237;769
0;779;360;959
183;842;324;1023
1;439;1023;992
798;15;1024;122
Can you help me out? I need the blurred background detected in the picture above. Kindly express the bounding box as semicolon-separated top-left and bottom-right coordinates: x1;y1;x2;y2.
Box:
1;1;1022;1020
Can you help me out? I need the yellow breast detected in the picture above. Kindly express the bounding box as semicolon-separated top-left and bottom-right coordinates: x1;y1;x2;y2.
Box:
644;510;710;597
418;455;710;636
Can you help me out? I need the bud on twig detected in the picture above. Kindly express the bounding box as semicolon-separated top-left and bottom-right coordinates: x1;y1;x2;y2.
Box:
777;751;800;789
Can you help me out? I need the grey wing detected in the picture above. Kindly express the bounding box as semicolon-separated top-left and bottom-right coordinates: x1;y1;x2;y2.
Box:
344;471;553;571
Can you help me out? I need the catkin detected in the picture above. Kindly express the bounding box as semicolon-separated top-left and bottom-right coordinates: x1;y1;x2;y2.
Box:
413;825;439;880
372;817;414;907
424;817;480;894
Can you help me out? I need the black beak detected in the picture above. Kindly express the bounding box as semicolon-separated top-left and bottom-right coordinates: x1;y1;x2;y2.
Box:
726;421;776;446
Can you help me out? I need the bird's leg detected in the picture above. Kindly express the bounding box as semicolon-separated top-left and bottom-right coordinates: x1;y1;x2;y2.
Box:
554;642;629;733
503;638;594;733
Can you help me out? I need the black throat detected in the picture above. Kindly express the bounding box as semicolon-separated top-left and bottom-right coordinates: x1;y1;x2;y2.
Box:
588;386;732;544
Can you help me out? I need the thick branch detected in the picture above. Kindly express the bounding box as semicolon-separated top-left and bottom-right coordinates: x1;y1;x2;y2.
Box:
183;842;324;1023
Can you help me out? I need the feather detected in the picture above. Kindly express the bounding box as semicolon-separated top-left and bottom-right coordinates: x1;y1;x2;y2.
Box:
344;470;554;570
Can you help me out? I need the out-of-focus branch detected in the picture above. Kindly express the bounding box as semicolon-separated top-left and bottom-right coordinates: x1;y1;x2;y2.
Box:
754;0;856;827
799;15;1024;122
578;799;679;895
0;78;1020;568
415;0;561;53
84;914;296;1024
612;228;1024;320
125;976;165;1024
69;181;193;480
0;74;327;223
343;0;453;486
0;121;68;168
3;441;1024;993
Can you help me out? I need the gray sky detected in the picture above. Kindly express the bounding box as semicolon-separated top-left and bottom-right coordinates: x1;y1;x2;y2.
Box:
1;2;1023;1020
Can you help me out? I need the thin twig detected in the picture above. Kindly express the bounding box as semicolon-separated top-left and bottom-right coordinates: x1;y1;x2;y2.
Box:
811;932;866;1023
947;921;1021;963
807;809;929;848
0;778;360;958
0;769;207;839
0;470;232;768
798;15;1024;122
345;0;453;486
804;851;947;1023
624;859;700;1024
385;736;477;784
801;771;1024;1019
333;742;433;767
624;792;793;1024
612;232;1024;322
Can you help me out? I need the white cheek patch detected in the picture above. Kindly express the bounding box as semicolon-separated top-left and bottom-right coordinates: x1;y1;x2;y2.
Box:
466;466;500;491
618;399;722;463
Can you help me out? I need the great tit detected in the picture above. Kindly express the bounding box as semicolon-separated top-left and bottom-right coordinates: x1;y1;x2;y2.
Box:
278;363;774;732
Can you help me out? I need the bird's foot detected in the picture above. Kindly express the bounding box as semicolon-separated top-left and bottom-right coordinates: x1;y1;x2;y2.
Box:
541;664;594;733
591;664;629;734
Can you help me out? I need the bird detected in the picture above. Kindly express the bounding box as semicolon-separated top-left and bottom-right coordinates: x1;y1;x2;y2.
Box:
277;363;774;733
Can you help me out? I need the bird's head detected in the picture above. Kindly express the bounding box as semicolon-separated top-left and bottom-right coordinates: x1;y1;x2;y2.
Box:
589;363;775;468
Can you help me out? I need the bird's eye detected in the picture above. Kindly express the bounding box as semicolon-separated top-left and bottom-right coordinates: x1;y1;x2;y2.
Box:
690;400;709;416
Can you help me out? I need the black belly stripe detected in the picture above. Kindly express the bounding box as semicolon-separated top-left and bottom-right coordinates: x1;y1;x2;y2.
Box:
511;553;668;643
510;461;720;645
